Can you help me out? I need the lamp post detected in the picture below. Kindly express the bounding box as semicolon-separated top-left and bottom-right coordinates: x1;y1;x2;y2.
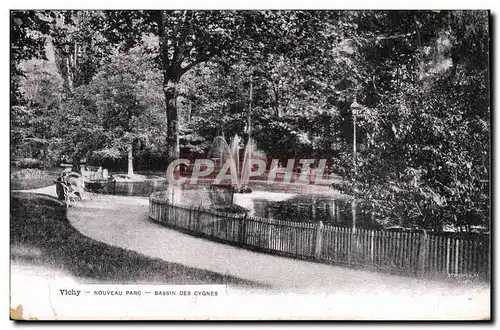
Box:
244;73;253;188
350;100;362;232
248;73;253;145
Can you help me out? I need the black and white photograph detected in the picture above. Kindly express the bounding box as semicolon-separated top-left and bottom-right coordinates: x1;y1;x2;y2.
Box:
9;8;491;320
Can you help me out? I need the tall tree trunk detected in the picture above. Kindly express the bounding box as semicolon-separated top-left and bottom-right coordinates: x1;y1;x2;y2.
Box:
164;78;180;163
158;11;181;164
272;82;281;118
53;42;75;95
127;143;134;177
187;99;192;123
54;37;81;173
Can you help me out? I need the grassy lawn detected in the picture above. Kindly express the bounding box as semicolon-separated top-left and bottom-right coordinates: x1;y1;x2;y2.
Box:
10;192;262;286
10;167;63;190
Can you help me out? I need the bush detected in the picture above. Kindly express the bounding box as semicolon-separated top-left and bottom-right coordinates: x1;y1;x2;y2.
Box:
11;168;43;180
15;158;42;169
10;168;56;190
213;204;249;214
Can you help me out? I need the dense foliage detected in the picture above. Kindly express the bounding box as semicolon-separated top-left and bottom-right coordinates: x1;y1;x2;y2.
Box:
10;10;490;231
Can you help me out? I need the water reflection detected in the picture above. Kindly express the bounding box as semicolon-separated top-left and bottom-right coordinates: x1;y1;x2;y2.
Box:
252;196;381;229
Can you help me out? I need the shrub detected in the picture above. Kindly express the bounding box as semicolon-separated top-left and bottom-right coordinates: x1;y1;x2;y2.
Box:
11;168;43;180
10;168;54;190
15;158;42;169
213;204;249;214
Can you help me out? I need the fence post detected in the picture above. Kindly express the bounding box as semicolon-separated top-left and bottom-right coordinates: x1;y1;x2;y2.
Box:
267;221;273;250
161;203;165;223
417;230;428;276
157;201;161;220
188;207;192;231
446;237;451;276
370;230;374;265
313;220;324;260
196;206;202;232
239;213;248;246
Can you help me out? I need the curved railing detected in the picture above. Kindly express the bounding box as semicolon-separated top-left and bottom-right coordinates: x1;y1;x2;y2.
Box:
149;190;490;281
84;178;168;197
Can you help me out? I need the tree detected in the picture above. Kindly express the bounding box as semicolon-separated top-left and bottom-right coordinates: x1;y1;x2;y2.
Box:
87;48;165;176
10;10;489;233
11;11;49;104
15;59;64;165
104;10;349;163
11;11;50;154
30;10;119;171
179;10;358;161
54;81;105;166
32;11;113;94
101;11;242;162
333;10;490;231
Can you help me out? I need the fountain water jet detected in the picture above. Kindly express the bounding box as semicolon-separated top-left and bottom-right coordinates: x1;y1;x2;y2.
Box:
208;134;266;193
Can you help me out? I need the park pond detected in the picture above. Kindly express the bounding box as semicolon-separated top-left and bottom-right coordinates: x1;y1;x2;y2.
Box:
156;181;381;229
232;188;381;229
83;172;378;229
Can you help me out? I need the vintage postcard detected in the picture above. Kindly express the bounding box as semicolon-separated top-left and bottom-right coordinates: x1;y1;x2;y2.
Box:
10;9;491;320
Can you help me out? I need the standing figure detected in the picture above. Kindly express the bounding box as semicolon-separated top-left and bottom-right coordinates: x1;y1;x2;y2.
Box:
55;171;67;201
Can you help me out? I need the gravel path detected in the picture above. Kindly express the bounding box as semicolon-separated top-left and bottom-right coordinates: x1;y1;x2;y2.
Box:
14;186;490;319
